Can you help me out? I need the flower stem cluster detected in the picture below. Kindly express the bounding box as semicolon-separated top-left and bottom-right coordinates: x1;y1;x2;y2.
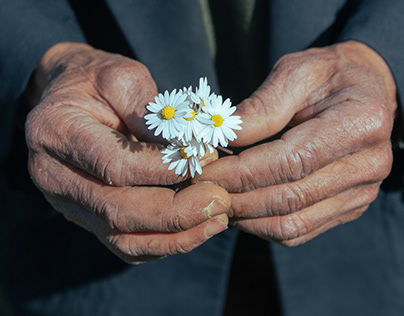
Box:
145;77;242;177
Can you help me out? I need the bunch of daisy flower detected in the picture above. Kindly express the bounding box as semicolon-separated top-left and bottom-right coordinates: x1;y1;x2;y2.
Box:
145;77;242;178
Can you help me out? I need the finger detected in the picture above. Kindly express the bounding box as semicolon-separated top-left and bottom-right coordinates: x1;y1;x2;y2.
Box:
276;207;367;247
38;53;161;143
231;42;397;147
196;101;393;192
29;153;230;233
231;47;339;146
104;214;228;263
226;144;391;217
26;105;195;186
45;193;228;264
93;56;161;143
230;183;378;243
199;147;219;168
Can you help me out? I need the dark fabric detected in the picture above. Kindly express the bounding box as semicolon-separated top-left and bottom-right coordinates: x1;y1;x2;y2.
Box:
0;0;403;315
223;232;283;316
0;0;86;161
208;0;270;103
104;0;219;93
272;150;404;316
337;0;404;103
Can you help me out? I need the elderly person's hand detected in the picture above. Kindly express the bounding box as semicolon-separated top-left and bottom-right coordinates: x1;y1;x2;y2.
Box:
25;42;229;264
195;41;397;246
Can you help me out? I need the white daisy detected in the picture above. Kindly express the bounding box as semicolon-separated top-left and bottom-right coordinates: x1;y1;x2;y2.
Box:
191;77;214;111
186;136;215;158
145;89;192;140
179;83;209;142
182;85;193;102
180;108;206;142
161;140;202;178
197;95;243;147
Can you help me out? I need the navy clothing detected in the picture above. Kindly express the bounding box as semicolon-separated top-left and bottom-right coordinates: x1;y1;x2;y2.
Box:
0;1;403;315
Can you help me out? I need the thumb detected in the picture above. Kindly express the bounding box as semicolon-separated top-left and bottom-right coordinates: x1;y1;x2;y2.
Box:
232;72;307;147
232;47;338;147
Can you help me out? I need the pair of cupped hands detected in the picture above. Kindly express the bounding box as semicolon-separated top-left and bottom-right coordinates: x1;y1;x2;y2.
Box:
25;41;397;263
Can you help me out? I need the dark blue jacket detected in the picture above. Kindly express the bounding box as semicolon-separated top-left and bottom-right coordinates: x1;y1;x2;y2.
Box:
1;1;403;315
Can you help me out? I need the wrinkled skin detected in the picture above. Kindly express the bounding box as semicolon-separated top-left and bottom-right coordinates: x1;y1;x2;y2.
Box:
25;42;230;264
195;41;397;246
25;40;397;264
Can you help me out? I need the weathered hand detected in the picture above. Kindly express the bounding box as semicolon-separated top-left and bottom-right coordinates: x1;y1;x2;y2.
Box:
196;41;397;246
25;42;229;263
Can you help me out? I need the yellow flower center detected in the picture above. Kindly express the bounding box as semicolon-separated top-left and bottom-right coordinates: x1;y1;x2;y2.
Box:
161;106;176;120
211;114;224;127
180;146;190;159
185;111;196;121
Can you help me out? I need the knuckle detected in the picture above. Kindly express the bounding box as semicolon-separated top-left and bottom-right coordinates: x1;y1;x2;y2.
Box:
96;57;154;94
344;208;366;223
264;184;309;216
93;150;129;186
273;49;326;83
146;236;195;256
357;100;394;142
361;183;381;205
269;214;309;242
274;52;302;75
167;240;195;255
25;110;39;147
239;162;260;192
282;144;317;181
107;233;145;259
93;195;129;231
239;92;271;121
25;105;52;151
282;184;312;214
161;211;193;233
379;148;394;179
279;237;306;247
282;214;309;240
279;240;298;247
369;147;393;181
146;238;196;256
27;154;59;193
357;145;393;184
97;155;122;185
107;233;197;262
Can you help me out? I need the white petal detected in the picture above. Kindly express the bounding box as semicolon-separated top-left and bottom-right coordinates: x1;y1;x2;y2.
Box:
217;128;228;147
197;114;214;125
170;89;179;104
148;121;161;130
212;128;220;147
155;94;162;103
147;103;161;112
164;90;170;105
222;126;237;141
176;93;187;105
176;159;187;175
198;125;211;141
205;143;215;153
169;160;180;170
224;106;237;116
155;123;164;136
195;159;202;175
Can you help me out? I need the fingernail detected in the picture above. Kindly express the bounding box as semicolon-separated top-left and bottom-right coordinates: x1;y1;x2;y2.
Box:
199;156;215;168
204;200;228;219
204;214;229;238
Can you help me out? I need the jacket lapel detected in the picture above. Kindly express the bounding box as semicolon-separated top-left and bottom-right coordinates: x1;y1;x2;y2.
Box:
103;0;219;92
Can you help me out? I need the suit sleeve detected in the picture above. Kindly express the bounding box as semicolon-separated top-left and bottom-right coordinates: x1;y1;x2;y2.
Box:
336;0;404;141
0;0;86;161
